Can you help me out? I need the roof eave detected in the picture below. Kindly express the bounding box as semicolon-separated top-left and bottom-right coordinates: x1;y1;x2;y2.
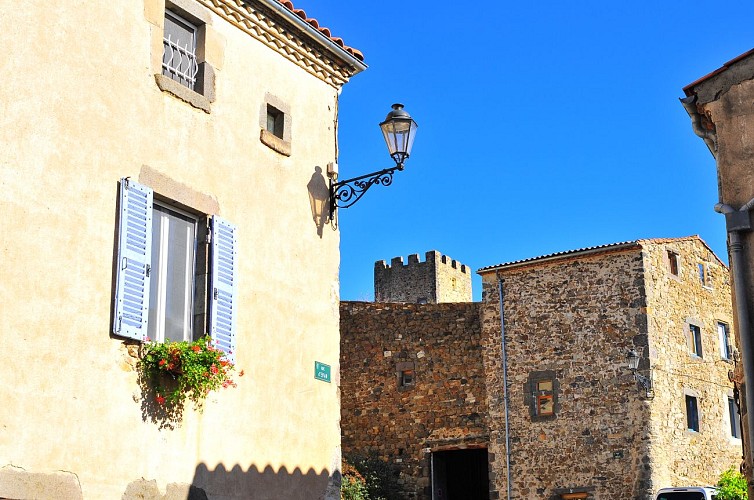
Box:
256;0;367;75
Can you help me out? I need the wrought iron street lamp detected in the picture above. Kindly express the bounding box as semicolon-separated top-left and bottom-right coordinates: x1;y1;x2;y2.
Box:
626;348;654;399
328;103;418;221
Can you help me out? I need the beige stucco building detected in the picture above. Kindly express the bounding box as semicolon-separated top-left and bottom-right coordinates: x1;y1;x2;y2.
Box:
341;238;741;499
0;0;364;498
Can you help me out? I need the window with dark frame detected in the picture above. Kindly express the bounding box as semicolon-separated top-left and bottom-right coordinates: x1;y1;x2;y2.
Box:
535;379;554;416
729;396;741;438
718;321;732;360
686;395;699;432
400;369;415;387
689;324;703;357
668;250;680;276
266;104;285;139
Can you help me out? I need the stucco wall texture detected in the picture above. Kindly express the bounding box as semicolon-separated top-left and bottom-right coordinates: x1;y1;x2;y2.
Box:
0;0;356;497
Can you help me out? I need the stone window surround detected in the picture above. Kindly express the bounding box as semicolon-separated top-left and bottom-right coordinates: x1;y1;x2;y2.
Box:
524;370;559;422
259;93;292;156
683;388;701;433
717;319;733;362
396;361;416;390
666;248;681;280
685;318;704;359
152;0;218;114
726;390;742;442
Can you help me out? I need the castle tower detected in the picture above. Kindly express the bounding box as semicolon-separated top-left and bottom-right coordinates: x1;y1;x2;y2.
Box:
374;250;472;303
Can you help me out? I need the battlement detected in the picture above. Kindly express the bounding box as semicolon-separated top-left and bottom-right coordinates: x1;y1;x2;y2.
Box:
374;250;472;304
375;251;469;274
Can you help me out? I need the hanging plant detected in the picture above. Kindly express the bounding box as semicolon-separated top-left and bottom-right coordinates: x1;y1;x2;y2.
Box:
140;336;242;410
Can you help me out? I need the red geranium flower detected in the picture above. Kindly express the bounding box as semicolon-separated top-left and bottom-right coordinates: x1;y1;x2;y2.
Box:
192;345;201;353
210;364;219;375
155;395;166;405
158;359;166;366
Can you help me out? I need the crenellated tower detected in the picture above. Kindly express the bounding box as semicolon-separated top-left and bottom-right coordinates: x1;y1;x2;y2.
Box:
374;250;472;303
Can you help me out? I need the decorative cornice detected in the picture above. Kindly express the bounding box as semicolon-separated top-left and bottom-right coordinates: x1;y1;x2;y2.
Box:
197;0;360;87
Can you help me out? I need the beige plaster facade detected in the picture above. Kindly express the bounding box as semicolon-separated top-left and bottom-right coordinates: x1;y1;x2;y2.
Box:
0;0;363;498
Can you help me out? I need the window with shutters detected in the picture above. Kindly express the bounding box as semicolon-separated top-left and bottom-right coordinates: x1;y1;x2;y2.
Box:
113;178;237;363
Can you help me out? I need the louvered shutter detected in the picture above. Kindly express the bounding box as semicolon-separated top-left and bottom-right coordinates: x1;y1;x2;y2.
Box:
113;178;153;340
210;216;238;364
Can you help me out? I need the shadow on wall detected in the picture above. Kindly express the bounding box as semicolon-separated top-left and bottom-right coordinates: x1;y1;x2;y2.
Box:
307;166;331;238
122;463;338;499
192;462;339;500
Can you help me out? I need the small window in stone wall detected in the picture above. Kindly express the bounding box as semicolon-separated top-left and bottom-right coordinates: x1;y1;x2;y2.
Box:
525;371;559;421
698;263;713;288
729;396;741;439
667;250;680;277
685;394;700;432
396;361;416;389
688;324;703;358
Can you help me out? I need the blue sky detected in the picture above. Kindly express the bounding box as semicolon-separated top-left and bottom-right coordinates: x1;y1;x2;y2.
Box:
292;0;754;301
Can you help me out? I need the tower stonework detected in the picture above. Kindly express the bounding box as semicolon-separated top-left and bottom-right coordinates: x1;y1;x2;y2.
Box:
374;250;472;303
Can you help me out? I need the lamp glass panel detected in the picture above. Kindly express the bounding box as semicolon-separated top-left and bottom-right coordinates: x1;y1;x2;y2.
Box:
627;352;640;370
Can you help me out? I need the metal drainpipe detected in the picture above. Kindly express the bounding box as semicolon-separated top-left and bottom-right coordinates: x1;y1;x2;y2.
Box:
496;272;512;500
715;198;754;478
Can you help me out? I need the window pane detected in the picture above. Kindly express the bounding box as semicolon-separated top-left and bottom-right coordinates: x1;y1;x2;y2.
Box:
537;380;553;392
686;395;699;431
729;397;741;438
148;204;197;343
719;322;731;359
538;395;553;415
163;11;198;90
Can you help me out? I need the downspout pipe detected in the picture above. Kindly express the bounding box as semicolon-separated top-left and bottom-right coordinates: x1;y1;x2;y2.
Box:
496;272;512;500
715;198;754;478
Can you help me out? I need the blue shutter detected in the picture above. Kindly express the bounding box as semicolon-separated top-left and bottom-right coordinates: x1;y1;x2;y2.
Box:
210;216;238;364
113;178;153;340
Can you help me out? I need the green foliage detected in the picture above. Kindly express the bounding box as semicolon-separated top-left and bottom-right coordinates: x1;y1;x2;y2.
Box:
345;453;401;500
140;336;240;409
341;460;369;500
717;467;748;500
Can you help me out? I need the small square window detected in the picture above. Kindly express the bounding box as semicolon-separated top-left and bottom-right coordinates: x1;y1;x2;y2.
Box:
698;263;712;288
266;105;285;139
400;369;415;387
686;395;699;432
729;396;741;439
668;250;680;276
718;322;732;360
689;324;703;358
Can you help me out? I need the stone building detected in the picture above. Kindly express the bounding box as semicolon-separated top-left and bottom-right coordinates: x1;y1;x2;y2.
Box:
682;48;754;493
341;238;741;499
0;1;364;498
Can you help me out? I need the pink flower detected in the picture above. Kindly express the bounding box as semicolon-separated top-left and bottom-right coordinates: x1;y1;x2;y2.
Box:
210;364;219;375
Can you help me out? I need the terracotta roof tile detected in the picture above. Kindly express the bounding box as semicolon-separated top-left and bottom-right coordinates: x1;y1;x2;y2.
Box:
279;1;364;62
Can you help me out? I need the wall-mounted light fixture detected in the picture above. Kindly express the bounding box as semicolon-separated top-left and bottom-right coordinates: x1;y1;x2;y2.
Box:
626;348;654;400
328;103;418;221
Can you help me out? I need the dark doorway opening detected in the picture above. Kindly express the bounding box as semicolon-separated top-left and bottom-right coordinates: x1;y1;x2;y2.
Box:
431;448;489;500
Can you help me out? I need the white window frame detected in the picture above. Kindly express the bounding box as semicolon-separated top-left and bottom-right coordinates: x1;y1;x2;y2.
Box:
148;201;198;343
718;321;732;361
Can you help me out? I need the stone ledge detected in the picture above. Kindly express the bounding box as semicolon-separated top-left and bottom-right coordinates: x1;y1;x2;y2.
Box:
0;465;83;500
260;129;292;156
154;74;211;114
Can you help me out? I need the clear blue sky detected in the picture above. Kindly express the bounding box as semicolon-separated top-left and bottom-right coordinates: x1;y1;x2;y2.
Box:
292;0;754;301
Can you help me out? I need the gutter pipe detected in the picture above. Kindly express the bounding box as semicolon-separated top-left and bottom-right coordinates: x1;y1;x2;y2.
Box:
715;198;754;477
680;95;718;158
496;272;512;500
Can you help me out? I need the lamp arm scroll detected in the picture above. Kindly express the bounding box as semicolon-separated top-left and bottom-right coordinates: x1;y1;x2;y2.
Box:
328;164;404;218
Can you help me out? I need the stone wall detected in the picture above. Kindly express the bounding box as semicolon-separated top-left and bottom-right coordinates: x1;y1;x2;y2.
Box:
340;301;488;498
374;251;472;304
480;247;653;499
642;238;741;488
